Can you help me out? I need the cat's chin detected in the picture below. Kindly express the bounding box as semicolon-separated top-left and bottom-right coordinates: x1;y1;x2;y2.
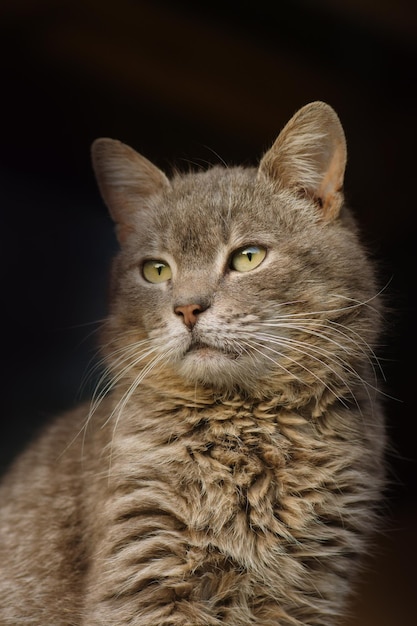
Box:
187;342;240;360
176;347;266;393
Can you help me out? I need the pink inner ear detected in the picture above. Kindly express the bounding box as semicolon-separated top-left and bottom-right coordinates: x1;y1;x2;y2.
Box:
317;144;345;221
257;102;347;222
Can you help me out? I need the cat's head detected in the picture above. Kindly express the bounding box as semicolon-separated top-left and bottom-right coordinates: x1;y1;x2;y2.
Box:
92;102;379;403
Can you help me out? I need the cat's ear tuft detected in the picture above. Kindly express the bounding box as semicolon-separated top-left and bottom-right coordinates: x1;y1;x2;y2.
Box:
91;138;170;242
258;102;347;220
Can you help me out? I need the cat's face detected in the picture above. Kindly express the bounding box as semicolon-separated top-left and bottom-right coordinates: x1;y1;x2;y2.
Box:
92;102;379;399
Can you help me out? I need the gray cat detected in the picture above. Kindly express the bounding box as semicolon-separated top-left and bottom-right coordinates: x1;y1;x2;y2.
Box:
0;102;385;625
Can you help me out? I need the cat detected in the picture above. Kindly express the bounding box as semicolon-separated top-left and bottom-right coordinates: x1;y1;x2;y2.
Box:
0;102;385;625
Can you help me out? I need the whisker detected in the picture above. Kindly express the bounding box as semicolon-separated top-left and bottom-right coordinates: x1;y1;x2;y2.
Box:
260;320;368;368
79;333;152;396
246;336;358;410
258;317;384;388
70;338;159;458
266;289;384;320
239;339;304;384
262;333;368;403
107;347;177;472
59;318;108;331
93;343;159;422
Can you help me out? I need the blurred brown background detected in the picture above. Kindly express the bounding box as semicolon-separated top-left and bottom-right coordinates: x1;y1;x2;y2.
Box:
0;1;416;623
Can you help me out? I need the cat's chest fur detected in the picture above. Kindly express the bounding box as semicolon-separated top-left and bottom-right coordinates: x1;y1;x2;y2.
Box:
105;390;346;568
150;399;288;537
87;387;366;625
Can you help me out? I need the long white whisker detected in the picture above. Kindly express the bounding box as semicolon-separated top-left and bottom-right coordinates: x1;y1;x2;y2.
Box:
246;337;355;410
80;337;154;400
91;339;154;396
267;289;384;320
254;332;371;407
109;348;174;430
70;339;159;459
239;339;304;384
258;318;383;388
95;344;160;424
107;347;177;472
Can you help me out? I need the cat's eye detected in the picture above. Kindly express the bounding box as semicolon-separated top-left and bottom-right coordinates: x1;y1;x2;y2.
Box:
230;245;267;272
142;260;172;283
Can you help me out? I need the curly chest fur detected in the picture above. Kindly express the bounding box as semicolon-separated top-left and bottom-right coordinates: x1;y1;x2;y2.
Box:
175;410;291;539
92;396;376;625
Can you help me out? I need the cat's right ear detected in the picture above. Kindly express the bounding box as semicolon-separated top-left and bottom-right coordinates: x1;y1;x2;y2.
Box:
91;138;170;243
258;102;347;221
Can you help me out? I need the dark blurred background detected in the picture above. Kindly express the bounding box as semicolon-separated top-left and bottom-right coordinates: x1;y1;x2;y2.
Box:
1;1;416;623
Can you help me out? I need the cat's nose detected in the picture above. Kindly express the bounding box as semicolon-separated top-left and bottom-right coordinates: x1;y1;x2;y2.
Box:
174;303;207;329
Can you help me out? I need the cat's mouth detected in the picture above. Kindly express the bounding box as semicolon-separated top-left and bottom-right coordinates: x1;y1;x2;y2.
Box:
187;338;240;360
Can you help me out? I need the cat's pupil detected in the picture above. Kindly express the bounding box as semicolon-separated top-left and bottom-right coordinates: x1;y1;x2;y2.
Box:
142;260;172;283
231;245;266;272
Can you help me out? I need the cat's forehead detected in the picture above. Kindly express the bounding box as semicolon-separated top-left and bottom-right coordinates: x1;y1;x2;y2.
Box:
169;166;257;219
153;166;274;255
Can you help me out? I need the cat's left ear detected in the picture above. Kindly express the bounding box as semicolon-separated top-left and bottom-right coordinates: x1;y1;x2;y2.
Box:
91;138;171;242
258;102;347;220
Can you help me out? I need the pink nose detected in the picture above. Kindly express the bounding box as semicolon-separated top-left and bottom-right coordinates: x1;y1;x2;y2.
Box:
174;303;205;329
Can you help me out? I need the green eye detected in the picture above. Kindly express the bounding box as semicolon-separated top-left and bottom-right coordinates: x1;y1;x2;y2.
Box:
142;260;172;283
230;245;267;272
